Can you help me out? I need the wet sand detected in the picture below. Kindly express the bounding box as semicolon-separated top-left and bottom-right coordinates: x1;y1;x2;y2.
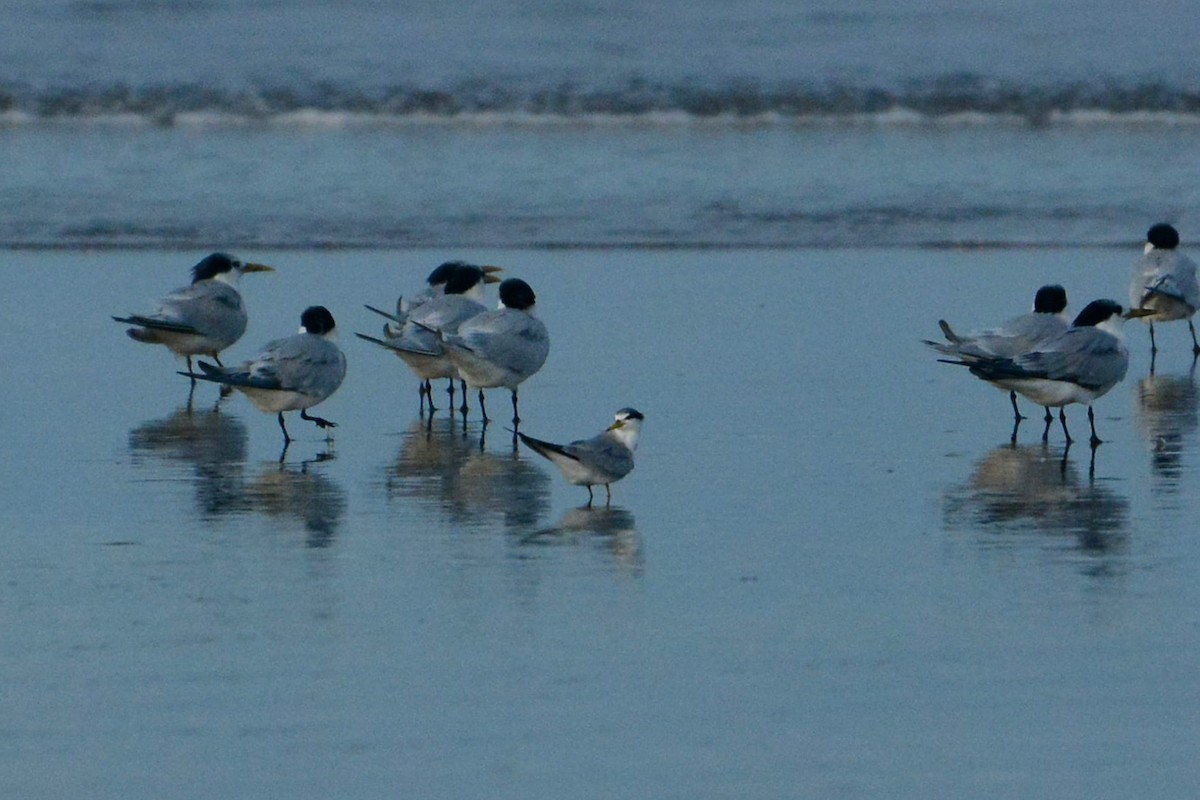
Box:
2;247;1198;798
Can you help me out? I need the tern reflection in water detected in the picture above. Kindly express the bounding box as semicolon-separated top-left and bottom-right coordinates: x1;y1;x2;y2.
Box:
1134;366;1198;490
381;417;478;510
245;454;347;547
380;419;550;530
520;506;643;572
448;446;552;530
943;443;1129;559
128;404;249;519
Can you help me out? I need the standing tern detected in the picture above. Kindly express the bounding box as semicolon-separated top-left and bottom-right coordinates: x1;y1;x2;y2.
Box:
937;299;1151;445
181;306;347;447
1129;222;1200;356
517;408;644;505
113;252;274;374
436;278;550;426
926;284;1069;423
356;263;497;413
364;260;501;331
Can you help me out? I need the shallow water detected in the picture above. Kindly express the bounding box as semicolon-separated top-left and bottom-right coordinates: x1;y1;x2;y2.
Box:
2;248;1198;797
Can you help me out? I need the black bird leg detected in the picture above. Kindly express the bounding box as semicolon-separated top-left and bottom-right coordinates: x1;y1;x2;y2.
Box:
1058;408;1073;445
1087;405;1103;447
1009;391;1025;421
277;412;292;443
1150;322;1158;355
1190;320;1200;356
511;389;520;427
301;408;337;430
478;390;489;425
459;380;469;415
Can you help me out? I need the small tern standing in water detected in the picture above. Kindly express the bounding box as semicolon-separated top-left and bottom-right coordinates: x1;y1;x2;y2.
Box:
419;278;549;426
1129;222;1200;357
517;408;644;505
357;263;499;413
181;306;347;447
113;252;274;375
937;299;1151;446
926;284;1069;423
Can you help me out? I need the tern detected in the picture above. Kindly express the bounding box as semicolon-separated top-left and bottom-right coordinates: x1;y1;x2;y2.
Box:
356;263;498;412
926;284;1069;423
937;299;1151;446
1129;222;1200;356
113;252;274;374
181;306;347;446
517;408;644;505
411;278;549;425
364;260;501;331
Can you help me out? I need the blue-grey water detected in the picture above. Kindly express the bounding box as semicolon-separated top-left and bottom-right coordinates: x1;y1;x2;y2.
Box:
4;248;1200;798
4;2;1200;797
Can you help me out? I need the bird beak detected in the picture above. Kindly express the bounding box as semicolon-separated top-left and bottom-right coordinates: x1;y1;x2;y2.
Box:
1144;242;1155;254
482;265;503;284
1123;307;1155;319
607;420;625;431
242;262;275;274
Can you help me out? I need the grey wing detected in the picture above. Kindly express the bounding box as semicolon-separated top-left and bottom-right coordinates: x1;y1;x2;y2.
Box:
251;335;346;396
1014;329;1128;390
410;296;487;334
1171;253;1200;309
462;314;550;377
565;434;634;479
158;281;247;341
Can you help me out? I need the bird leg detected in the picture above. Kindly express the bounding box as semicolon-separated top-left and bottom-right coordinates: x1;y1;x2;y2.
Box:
1058;408;1073;445
1041;414;1053;443
605;484;612;506
1190;320;1200;356
1042;406;1053;424
1087;405;1103;447
511;389;520;427
1009;391;1025;421
459;380;469;415
277;412;293;443
418;382;427;416
585;486;594;507
446;378;456;410
1150;322;1158;355
301;409;337;430
424;379;437;412
478;390;490;425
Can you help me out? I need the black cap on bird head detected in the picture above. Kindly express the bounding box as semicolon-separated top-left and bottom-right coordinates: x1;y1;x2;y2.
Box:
191;252;238;283
1071;299;1123;328
427;260;468;286
300;305;337;335
1033;284;1068;314
444;264;489;295
1147;223;1180;250
498;278;537;310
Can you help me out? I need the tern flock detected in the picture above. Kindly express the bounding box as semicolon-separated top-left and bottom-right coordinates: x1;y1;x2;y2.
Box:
114;256;642;504
927;222;1198;447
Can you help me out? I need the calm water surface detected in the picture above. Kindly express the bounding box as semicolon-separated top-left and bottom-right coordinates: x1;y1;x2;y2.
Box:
2;248;1198;797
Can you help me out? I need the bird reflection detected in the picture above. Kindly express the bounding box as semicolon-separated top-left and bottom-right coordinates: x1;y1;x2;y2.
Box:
244;454;347;547
520;506;643;571
128;404;248;518
1134;367;1198;491
448;447;552;530
944;443;1129;556
382;416;477;510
